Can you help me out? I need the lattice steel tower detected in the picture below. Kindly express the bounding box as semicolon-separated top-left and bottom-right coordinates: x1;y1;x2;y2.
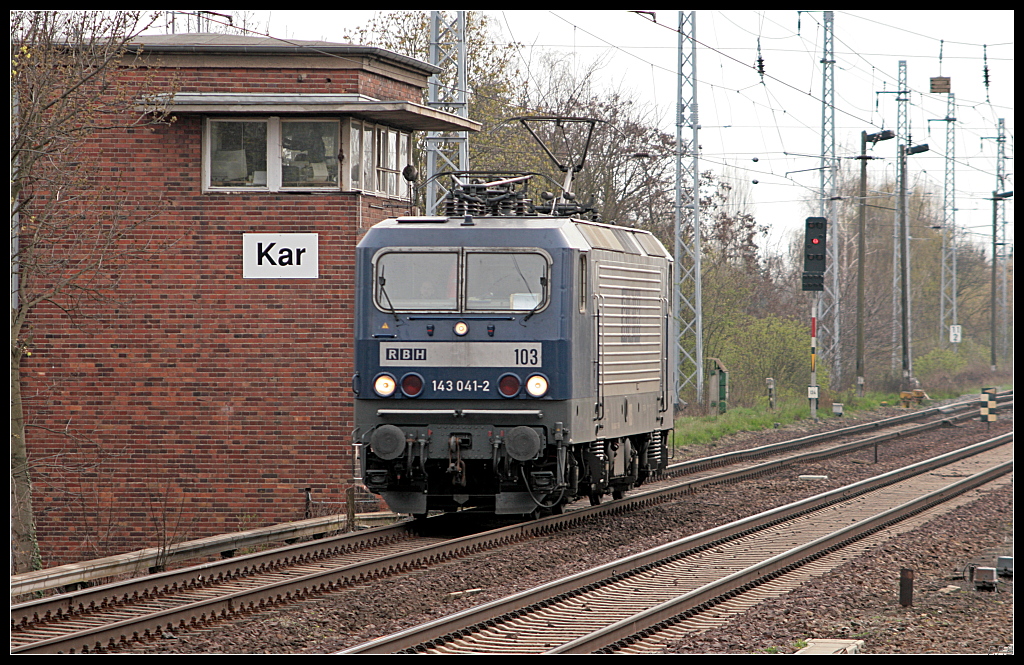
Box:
892;60;909;373
938;94;958;348
425;11;469;215
673;10;703;409
994;118;1009;362
817;11;840;387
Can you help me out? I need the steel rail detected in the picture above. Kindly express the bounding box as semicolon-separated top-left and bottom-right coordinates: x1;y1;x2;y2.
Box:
340;432;1011;654
12;404;1009;653
561;447;1012;652
662;393;1010;476
12;521;415;627
12;392;1007;597
597;402;1008;516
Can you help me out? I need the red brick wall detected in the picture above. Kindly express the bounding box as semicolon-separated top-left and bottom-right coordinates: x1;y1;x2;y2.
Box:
20;57;417;566
147;64;423;101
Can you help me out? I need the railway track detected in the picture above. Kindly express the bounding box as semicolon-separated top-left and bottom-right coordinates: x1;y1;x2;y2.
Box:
656;393;1010;483
10;398;1010;654
341;433;1012;654
10;524;446;654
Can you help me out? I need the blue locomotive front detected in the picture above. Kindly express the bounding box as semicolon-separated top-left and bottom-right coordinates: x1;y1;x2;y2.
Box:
354;212;672;516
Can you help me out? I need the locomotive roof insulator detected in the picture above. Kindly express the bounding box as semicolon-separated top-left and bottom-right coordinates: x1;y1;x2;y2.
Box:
439;169;599;221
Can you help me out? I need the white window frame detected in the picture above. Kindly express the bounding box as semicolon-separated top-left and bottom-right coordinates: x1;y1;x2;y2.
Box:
345;118;412;200
204;117;341;193
345;118;376;193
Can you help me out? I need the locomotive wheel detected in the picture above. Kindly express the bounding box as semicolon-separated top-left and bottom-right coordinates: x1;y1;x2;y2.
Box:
588;492;602;506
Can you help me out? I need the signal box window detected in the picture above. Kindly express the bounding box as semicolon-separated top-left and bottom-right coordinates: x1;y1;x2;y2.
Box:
282;120;338;188
349;120;412;199
206;118;339;191
209;120;267;188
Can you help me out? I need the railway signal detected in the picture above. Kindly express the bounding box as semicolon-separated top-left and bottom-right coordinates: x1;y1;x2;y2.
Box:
802;216;827;291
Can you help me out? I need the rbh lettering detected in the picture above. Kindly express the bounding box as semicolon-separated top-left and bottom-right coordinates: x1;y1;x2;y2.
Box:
385;348;427;361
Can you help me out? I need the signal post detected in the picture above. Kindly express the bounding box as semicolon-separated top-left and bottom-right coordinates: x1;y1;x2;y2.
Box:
803;217;827;419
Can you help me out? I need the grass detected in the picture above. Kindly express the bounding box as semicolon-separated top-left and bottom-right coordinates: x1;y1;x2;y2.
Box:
669;401;808;450
668;380;1013;454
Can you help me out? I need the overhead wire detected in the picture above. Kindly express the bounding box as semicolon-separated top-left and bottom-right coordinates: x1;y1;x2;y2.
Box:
548;9;1011;245
174;9;1011;220
578;10;1009;213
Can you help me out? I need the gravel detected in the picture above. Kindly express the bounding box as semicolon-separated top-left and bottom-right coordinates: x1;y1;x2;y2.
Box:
129;407;1013;655
663;483;1013;654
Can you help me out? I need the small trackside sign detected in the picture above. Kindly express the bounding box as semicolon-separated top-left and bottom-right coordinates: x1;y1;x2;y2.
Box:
243;233;319;278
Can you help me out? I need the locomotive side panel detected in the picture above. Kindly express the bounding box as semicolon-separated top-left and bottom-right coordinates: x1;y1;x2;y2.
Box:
574;221;671;444
591;254;670;439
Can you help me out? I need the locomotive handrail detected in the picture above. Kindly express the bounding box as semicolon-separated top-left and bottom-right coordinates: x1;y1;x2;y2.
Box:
406;315;516;321
376;409;544;418
460;409;544;418
594;292;606;426
377;409;459;416
660;301;670;414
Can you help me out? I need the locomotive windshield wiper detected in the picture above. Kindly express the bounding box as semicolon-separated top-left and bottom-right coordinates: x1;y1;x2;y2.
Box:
521;275;548;323
377;273;401;326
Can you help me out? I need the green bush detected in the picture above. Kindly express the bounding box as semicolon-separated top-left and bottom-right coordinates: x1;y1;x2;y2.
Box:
913;348;967;383
717;315;826;407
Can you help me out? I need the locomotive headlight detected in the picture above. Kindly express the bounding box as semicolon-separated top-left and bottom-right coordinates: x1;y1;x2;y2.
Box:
453;321;469;336
525;374;549;398
373;373;398;398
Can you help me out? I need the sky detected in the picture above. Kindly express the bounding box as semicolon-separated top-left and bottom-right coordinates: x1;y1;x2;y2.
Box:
151;10;1014;255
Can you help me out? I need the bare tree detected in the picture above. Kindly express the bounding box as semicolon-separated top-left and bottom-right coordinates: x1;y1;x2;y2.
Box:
342;12;683;228
508;52;679;231
342;11;532;206
10;10;176;572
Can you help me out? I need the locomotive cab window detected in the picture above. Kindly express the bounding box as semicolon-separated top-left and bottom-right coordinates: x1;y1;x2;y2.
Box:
373;249;549;314
465;252;548;312
375;252;458;311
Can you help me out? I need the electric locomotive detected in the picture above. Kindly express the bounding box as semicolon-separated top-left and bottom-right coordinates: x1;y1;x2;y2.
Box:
353;169;673;516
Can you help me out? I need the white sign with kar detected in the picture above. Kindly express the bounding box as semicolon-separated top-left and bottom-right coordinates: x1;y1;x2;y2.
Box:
243;233;319;278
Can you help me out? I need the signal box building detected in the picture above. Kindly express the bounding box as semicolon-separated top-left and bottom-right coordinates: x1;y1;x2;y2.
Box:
20;34;478;565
